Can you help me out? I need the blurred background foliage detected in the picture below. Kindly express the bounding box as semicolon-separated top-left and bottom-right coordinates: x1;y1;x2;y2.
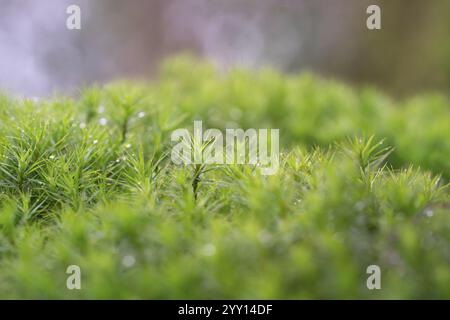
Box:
0;0;449;97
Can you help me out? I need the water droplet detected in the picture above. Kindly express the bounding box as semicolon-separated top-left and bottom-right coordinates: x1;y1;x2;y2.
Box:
201;244;216;257
122;255;136;268
99;118;108;126
425;208;434;217
49;155;55;160
93;140;98;145
137;111;145;118
125;144;131;149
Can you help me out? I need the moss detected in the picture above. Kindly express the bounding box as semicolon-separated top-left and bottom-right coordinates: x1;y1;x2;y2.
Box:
0;56;448;298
